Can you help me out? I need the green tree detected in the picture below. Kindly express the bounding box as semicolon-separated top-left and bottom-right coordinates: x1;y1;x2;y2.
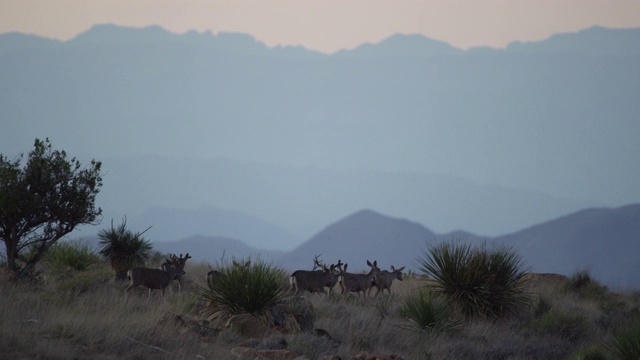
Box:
98;218;152;281
0;138;103;279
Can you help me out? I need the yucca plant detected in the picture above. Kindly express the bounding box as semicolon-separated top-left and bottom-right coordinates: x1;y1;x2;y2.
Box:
98;218;152;281
199;258;287;325
44;239;100;273
605;323;640;360
399;288;460;333
418;240;531;319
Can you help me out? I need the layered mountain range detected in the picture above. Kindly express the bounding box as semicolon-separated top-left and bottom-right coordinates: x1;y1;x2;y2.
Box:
2;25;639;287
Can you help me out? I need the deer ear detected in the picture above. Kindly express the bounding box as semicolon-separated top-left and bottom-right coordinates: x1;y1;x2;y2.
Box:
391;265;395;271
399;267;406;272
367;260;372;266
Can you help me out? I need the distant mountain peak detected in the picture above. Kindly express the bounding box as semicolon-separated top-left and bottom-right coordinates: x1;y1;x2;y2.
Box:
336;32;462;58
506;25;640;55
70;24;176;44
332;209;431;230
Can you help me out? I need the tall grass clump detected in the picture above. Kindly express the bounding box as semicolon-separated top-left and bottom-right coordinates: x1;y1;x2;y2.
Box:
605;323;640;360
43;239;100;273
564;269;607;298
399;288;460;333
418;240;531;319
199;258;287;322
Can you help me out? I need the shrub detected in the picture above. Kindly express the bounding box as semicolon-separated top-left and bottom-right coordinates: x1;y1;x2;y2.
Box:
605;323;640;360
399;288;459;333
44;239;100;273
98;218;152;281
528;309;588;343
199;258;287;324
564;269;607;298
418;240;531;319
570;345;608;360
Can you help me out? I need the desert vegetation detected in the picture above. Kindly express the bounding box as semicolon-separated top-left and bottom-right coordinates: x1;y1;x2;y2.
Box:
2;239;640;360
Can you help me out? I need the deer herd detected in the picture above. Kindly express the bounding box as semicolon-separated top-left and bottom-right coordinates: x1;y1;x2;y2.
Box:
290;256;406;298
125;253;191;300
125;252;405;300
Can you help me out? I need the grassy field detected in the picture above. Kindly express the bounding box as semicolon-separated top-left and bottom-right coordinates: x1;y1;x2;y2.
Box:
1;259;640;360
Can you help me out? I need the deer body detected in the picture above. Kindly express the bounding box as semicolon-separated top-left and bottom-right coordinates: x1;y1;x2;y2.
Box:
125;263;185;300
371;265;405;296
160;253;191;294
339;260;379;298
207;269;221;284
312;257;342;293
290;265;337;294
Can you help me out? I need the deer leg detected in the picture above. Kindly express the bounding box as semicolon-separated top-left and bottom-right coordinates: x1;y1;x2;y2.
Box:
124;284;136;302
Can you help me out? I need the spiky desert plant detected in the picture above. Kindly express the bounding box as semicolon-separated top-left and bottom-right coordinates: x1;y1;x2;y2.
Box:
98;218;152;281
400;288;460;333
418;240;531;319
199;258;287;323
605;323;640;360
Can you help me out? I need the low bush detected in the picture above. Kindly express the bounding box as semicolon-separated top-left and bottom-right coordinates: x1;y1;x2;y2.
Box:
399;288;459;333
199;258;288;324
605;322;640;360
528;309;589;344
44;239;100;273
565;269;607;298
417;240;531;319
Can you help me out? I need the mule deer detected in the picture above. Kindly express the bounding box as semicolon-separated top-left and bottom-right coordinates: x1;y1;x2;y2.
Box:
370;265;405;296
126;260;186;300
206;266;222;285
311;255;343;293
338;260;379;298
161;253;191;294
290;264;338;294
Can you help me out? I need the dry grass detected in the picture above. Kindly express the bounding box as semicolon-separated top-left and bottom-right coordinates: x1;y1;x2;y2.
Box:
1;261;640;360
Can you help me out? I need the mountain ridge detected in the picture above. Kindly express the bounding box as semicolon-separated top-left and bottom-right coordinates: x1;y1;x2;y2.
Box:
2;24;639;264
5;24;639;57
72;203;640;288
273;204;640;287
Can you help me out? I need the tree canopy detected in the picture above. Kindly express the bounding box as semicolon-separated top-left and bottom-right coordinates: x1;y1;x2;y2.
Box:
0;138;103;279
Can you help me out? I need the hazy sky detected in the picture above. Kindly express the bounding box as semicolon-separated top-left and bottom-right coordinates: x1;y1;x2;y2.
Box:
2;0;640;53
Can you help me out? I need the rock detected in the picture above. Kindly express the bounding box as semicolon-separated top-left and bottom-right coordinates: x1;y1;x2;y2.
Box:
230;346;257;360
521;273;569;288
314;328;332;339
228;313;267;338
230;347;301;360
354;352;404;360
255;349;299;360
272;296;315;333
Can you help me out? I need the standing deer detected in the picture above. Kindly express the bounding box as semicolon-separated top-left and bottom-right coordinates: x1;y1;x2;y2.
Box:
290;264;338;294
125;260;186;301
161;253;191;294
370;265;405;296
311;255;343;293
338;260;380;298
206;266;221;285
